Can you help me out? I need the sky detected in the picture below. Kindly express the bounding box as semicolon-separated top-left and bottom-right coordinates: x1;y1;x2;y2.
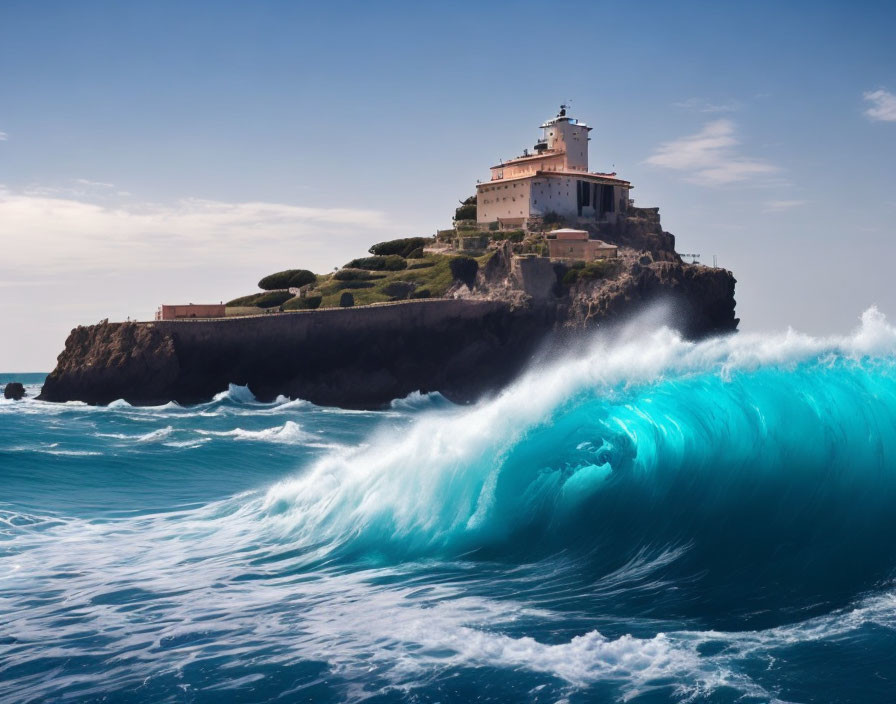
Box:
1;0;895;371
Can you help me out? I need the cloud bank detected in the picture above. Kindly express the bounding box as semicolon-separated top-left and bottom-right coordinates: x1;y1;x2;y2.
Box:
864;89;896;122
645;120;778;186
0;189;390;278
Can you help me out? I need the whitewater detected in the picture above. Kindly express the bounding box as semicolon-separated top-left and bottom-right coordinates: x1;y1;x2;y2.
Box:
3;308;896;703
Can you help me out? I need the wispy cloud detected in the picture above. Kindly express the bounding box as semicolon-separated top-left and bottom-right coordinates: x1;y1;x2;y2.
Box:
645;120;778;186
75;178;116;189
864;89;896;122
673;98;740;113
0;131;7;141
763;199;807;212
0;189;390;275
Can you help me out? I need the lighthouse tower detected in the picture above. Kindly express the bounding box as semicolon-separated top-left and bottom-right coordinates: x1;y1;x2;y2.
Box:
535;104;591;172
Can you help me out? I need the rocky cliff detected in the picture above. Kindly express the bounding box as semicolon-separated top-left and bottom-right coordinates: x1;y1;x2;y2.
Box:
40;257;736;408
561;257;738;337
39;301;557;408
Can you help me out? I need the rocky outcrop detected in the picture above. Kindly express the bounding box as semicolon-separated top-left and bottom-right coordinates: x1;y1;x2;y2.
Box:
3;382;25;400
39;301;555;408
39;208;738;409
39;258;736;409
592;206;679;260
475;241;737;338
39;322;180;405
561;258;738;337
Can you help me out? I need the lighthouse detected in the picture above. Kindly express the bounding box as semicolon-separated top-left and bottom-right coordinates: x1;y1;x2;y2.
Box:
475;106;632;230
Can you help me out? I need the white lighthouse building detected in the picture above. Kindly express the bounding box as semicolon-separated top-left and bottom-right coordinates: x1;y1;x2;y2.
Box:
476;106;632;229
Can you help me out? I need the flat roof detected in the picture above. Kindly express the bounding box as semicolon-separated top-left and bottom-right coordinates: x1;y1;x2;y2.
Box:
477;171;632;188
540;117;592;130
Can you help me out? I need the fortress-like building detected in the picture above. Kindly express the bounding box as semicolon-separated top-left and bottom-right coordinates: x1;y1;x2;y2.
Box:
476;106;631;229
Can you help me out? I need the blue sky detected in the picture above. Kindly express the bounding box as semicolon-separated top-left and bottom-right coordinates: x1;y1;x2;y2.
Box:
1;0;895;370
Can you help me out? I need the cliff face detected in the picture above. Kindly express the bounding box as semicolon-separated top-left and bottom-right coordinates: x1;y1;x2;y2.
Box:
40;259;736;409
39;301;555;408
40;322;181;405
561;259;738;337
475;240;737;337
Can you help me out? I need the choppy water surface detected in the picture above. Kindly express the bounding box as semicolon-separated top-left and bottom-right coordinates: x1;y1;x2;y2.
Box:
3;309;896;703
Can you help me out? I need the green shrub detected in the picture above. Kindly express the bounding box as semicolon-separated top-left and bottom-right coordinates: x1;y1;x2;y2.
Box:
368;237;429;258
406;246;424;259
454;196;477;222
411;288;431;299
488;221;499;232
383;281;415;300
337;280;375;289
492;229;525;243
562;259;618;285
449;256;478;289
226;293;263;307
258;269;317;290
339;292;354;307
283;295;322;311
562;269;580;286
333;268;384;281
255;290;294;308
345;255;407;271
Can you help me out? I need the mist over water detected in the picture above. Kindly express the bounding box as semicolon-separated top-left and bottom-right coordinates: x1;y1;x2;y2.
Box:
3;309;896;703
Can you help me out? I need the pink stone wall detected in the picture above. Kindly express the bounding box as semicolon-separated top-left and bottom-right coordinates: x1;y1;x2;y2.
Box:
160;304;226;320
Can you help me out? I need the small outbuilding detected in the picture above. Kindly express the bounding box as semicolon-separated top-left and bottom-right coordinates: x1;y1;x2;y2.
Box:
156;304;226;320
546;229;618;261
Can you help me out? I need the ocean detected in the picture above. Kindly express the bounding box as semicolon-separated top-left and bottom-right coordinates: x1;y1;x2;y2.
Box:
3;308;896;703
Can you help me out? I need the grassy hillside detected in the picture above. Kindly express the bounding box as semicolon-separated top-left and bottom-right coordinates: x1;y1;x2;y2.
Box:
226;250;494;315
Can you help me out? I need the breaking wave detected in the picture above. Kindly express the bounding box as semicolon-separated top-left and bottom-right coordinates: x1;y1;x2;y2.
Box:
211;382;260;405
261;309;896;603
197;420;314;444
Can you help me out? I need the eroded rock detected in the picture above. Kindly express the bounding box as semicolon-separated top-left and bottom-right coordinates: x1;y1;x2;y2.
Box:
3;382;25;400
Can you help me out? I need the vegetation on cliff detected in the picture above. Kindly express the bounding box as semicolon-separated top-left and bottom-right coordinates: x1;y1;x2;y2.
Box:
225;233;496;312
454;195;477;222
345;254;408;271
561;259;621;285
449;256;478;289
225;290;294;308
368;237;428;258
220;204;726;325
258;269;317;290
283;295;322;311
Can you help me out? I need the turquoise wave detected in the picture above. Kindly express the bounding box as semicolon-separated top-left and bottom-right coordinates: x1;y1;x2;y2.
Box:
261;309;896;624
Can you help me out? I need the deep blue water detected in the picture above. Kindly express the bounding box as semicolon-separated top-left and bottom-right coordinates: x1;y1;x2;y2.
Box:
3;310;896;703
